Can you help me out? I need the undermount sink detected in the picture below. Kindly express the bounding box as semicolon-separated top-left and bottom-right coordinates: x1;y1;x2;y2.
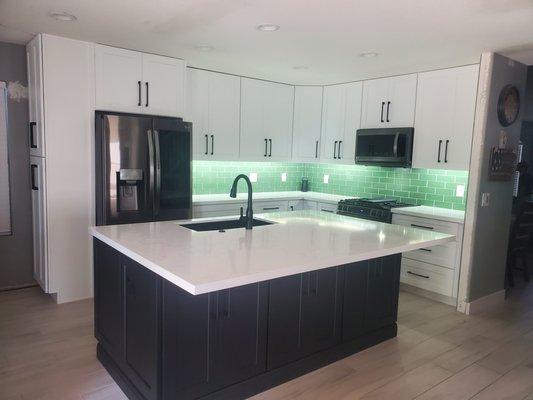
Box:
180;218;273;232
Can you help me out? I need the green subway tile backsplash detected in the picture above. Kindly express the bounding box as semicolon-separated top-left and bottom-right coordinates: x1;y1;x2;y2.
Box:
192;161;469;210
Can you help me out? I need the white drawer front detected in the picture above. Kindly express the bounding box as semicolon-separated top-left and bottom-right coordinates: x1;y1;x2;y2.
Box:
403;241;457;269
193;202;246;218
400;258;454;297
317;202;337;213
392;214;459;236
254;200;289;213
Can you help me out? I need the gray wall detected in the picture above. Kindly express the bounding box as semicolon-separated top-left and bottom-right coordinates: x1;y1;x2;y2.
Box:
464;53;527;302
0;41;34;289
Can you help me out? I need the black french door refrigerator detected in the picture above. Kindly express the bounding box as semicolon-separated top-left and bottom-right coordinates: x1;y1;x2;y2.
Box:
95;111;192;226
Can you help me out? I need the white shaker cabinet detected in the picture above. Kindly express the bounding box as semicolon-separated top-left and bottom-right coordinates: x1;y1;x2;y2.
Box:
186;68;240;160
95;44;185;117
361;74;417;128
320;82;362;164
412;65;479;170
240;78;294;161
292;86;323;162
29;156;48;291
26;35;46;157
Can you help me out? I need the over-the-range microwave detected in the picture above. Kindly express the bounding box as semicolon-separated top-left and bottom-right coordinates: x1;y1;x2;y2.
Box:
355;127;414;167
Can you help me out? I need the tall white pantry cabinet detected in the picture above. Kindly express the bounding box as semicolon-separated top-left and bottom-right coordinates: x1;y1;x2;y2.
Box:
26;34;95;303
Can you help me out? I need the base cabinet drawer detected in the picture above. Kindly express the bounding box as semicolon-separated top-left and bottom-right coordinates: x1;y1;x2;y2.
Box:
400;258;454;297
392;214;459;236
403;241;457;269
317;202;337;213
254;200;289;213
193;203;246;218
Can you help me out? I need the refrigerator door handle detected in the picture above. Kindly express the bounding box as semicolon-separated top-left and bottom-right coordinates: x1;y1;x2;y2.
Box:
147;130;155;214
154;130;161;216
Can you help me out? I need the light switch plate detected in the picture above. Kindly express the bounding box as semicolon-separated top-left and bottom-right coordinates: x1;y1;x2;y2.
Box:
323;174;329;184
249;172;258;183
456;184;465;198
481;192;490;207
281;172;287;182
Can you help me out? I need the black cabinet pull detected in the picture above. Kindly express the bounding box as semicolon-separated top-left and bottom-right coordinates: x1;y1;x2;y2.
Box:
29;122;37;149
418;248;432;252
269;138;272;157
437;140;442;163
333;141;338;159
315;140;319;158
386;101;391;122
338;140;343;159
262;207;280;211
137;81;141;106
264;138;268;157
410;223;434;230
210;135;214;155
145;82;149;107
30;164;38;190
407;271;430;279
444;140;449;163
380;102;385;123
204;134;208;155
321;209;334;213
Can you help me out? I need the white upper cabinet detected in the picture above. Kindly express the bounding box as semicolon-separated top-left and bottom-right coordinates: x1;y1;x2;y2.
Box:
412;65;479;170
26;35;45;157
186;68;240;160
240;78;294;161
361;74;417;128
320;82;362;164
95;44;185;117
292;86;323;162
142;53;185;117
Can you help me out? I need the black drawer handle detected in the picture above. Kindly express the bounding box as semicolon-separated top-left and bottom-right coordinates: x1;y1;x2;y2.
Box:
137;81;141;106
437;140;442;163
418;248;433;252
386;101;391;122
380;102;385;123
262;207;279;211
264;138;268;157
30;164;38;190
338;140;342;159
315;140;319;158
204;134;208;155
29;122;37;148
410;224;434;230
407;271;430;279
333;141;338;159
211;134;214;155
145;82;149;107
444;140;449;163
321;209;335;213
269;138;272;157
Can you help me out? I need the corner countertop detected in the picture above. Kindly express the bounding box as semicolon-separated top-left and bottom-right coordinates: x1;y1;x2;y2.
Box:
391;205;465;224
192;191;353;205
89;210;455;295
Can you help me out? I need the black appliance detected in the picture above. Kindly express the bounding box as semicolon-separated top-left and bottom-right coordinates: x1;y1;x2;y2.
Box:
337;198;413;223
355;127;414;167
95;111;192;226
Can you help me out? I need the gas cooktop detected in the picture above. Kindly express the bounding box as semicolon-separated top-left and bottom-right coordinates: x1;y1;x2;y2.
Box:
337;198;414;223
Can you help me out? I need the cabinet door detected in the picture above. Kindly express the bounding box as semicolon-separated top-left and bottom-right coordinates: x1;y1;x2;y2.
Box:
412;65;478;170
162;281;214;400
30;156;48;292
364;255;401;332
320;84;346;163
254;200;289;213
300;268;342;354
361;78;389;128
339;82;362;164
186;68;210;159
292;86;323;162
264;82;294;161
124;259;160;400
26;35;45;157
386;74;417;127
211;283;268;387
142;53;185;118
342;261;368;342
93;240;124;360
95;44;143;113
240;78;266;160
208;72;241;160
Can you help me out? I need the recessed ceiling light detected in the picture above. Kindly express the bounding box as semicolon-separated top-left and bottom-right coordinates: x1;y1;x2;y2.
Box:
359;52;379;58
257;24;280;32
194;45;215;52
292;65;309;70
49;11;77;21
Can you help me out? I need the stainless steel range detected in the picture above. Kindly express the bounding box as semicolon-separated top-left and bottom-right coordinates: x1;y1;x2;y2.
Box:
337;198;413;223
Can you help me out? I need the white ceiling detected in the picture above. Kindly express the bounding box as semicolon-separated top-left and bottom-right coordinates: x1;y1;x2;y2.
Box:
1;0;533;85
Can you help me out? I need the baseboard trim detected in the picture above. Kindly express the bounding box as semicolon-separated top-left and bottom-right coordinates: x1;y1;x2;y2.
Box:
400;283;457;306
464;289;505;315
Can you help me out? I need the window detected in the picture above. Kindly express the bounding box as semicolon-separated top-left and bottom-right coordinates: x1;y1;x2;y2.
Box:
0;81;11;235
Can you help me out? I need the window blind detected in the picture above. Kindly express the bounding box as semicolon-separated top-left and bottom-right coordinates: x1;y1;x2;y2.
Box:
0;81;11;235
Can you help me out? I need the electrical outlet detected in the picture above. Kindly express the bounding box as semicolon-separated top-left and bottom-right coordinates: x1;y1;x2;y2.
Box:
456;184;465;198
249;172;258;183
481;192;490;207
281;172;287;182
323;174;329;184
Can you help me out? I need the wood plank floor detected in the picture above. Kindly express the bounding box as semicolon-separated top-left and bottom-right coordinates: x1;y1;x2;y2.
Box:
1;284;532;400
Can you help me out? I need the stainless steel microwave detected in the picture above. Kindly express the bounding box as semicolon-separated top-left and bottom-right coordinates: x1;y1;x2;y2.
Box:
355;128;414;167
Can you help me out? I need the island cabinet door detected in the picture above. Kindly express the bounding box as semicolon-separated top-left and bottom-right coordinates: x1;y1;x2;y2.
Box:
123;259;160;400
94;240;124;361
341;261;368;342
363;255;401;332
267;268;342;370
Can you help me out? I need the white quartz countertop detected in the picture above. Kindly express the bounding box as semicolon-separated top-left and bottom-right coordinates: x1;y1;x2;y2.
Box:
89;211;455;295
391;205;465;224
192;191;353;205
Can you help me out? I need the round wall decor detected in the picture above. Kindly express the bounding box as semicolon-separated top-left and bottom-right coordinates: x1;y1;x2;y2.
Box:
497;84;520;127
